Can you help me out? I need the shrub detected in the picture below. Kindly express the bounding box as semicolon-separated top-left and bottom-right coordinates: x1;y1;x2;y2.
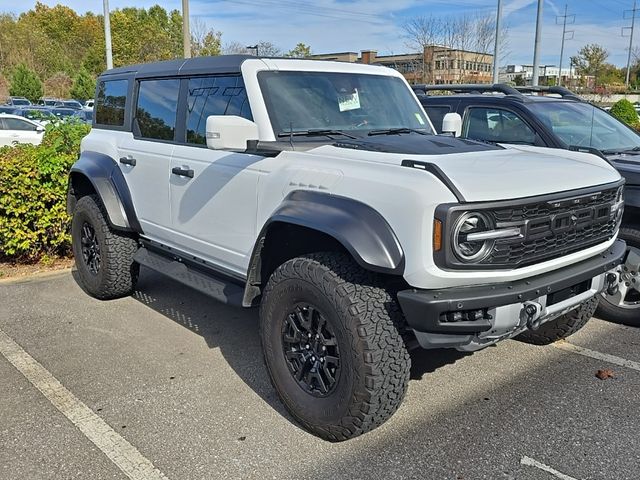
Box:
609;98;639;125
9;63;43;103
70;67;96;102
0;120;90;262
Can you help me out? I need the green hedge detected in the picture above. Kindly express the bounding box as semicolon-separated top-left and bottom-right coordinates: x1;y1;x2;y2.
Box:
609;99;639;126
0;120;90;262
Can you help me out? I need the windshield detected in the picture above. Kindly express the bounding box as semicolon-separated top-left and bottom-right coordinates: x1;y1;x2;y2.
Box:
12;99;30;106
258;71;432;137
528;101;640;153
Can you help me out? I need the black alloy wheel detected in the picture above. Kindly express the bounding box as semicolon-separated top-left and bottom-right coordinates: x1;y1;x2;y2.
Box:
282;304;340;397
80;222;101;275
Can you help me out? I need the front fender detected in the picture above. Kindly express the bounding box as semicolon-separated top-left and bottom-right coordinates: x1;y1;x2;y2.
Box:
68;151;142;233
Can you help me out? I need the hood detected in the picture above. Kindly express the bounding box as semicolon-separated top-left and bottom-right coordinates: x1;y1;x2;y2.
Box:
307;135;622;202
608;156;640;187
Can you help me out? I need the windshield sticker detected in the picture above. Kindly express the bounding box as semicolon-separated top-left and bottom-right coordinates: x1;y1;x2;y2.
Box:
414;113;425;125
338;89;361;112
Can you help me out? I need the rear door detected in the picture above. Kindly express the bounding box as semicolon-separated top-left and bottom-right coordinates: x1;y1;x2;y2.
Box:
117;78;180;241
0;117;42;145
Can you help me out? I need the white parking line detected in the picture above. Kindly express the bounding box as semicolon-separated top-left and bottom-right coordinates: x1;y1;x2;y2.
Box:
521;456;580;480
0;328;170;480
553;341;640;372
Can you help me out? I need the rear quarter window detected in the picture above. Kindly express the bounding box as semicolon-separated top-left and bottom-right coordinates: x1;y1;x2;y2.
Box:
95;79;128;126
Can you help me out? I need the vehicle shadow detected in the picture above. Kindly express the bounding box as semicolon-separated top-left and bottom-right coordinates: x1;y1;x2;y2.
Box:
129;267;468;430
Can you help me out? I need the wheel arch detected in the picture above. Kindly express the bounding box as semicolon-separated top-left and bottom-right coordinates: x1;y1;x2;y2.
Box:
242;190;405;306
67;151;142;233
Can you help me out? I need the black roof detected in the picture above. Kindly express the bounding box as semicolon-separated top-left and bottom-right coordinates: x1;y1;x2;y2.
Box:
413;83;584;104
101;55;254;79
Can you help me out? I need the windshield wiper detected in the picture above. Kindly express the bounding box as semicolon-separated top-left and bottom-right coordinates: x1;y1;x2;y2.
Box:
277;129;357;139
368;127;429;136
601;147;640;155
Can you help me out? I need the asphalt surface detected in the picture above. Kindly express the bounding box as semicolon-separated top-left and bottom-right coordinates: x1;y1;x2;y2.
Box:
1;268;639;480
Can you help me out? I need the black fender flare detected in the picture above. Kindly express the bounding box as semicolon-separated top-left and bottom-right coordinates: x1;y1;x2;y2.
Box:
67;151;142;233
243;190;405;306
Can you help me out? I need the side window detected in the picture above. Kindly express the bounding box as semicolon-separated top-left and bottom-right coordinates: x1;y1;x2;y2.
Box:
463;107;536;144
424;106;451;134
3;118;36;131
186;75;252;145
135;79;180;141
95;79;128;126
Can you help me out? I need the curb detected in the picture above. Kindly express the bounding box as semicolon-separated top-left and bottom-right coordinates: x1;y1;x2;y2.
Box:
0;267;73;285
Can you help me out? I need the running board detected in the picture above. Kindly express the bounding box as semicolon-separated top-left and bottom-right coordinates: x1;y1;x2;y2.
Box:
133;247;245;306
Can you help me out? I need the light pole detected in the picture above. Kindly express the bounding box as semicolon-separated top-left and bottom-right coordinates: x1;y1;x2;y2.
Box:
182;0;191;58
492;0;503;84
532;0;543;86
247;45;259;56
103;0;113;69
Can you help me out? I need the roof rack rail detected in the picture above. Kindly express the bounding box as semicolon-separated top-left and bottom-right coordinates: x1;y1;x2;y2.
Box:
412;83;521;96
513;85;583;101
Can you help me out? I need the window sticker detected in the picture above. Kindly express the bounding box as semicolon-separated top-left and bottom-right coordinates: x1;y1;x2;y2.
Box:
338;89;361;112
414;113;425;125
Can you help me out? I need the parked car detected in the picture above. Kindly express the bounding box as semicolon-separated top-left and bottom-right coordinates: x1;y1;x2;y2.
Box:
84;99;94;110
0;106;18;114
416;84;639;324
0;113;45;146
5;96;31;106
37;97;62;107
61;100;84;110
14;106;57;124
50;107;80;119
68;57;625;441
73;109;93;124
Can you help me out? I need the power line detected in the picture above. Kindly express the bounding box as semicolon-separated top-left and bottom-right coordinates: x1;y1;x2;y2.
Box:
556;4;575;86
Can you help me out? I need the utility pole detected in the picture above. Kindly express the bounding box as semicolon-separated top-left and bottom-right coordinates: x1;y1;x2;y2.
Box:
103;0;113;70
623;0;639;88
532;0;544;86
556;4;575;86
492;0;503;84
182;0;191;58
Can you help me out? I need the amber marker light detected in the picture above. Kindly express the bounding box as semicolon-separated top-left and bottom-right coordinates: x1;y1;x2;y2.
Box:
433;219;443;252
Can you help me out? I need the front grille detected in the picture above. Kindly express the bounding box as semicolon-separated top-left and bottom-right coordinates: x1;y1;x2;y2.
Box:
483;186;620;267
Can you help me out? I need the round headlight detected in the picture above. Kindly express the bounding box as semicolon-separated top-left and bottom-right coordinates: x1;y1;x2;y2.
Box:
452;212;494;263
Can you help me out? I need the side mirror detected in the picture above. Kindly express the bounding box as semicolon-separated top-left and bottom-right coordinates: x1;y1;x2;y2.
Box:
35;125;45;133
206;115;259;151
442;112;462;137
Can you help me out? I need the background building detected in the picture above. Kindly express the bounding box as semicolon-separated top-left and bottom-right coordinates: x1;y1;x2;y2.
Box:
310;46;494;85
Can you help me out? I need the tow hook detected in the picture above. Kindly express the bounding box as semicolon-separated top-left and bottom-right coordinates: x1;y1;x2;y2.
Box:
521;301;542;330
606;272;620;296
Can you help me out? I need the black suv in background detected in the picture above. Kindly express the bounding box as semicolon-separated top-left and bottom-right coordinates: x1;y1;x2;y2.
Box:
416;84;639;324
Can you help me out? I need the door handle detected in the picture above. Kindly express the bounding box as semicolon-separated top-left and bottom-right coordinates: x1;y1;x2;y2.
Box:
119;156;136;166
172;166;194;178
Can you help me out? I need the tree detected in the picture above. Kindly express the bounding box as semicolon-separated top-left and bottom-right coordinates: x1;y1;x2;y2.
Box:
513;74;526;86
256;41;282;57
571;44;609;88
44;72;72;99
190;17;221;57
223;41;249;55
70;68;96;101
9;63;43;102
286;43;312;58
610;99;638;125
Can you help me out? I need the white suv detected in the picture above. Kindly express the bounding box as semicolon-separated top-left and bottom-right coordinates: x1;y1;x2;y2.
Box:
68;56;626;441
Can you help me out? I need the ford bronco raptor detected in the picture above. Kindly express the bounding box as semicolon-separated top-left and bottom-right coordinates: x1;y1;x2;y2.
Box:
68;56;626;441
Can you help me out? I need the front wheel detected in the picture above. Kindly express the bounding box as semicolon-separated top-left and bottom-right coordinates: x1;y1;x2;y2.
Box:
597;227;640;326
259;252;410;441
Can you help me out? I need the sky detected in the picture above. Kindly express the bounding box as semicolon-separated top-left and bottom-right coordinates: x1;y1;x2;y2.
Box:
0;0;636;67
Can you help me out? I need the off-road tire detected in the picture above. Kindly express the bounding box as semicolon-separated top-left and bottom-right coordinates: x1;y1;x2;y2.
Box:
517;297;598;345
596;227;640;326
259;252;411;441
71;195;139;300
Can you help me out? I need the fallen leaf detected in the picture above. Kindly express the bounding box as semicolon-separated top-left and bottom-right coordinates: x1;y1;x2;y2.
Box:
595;369;615;380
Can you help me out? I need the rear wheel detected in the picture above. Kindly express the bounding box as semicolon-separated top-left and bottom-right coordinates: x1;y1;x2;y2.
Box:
517;297;597;345
597;227;640;326
259;252;410;441
71;195;139;299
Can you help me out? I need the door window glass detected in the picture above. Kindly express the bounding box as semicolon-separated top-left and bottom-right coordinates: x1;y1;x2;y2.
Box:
464;107;536;144
186;75;252;145
95;79;128;126
135;79;180;141
3;118;36;131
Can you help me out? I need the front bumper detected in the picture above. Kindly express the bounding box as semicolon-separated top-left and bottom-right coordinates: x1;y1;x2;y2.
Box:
397;239;627;349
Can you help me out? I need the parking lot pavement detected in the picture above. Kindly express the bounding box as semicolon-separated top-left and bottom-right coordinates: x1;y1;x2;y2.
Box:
1;269;639;480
